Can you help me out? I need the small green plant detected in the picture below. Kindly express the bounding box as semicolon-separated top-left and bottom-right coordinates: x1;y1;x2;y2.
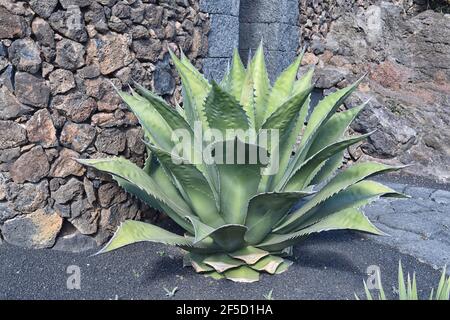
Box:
356;261;450;300
79;44;407;282
263;289;274;300
164;286;178;298
156;250;166;257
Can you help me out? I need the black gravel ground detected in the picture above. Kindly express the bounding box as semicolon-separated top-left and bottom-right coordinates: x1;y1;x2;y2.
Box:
0;232;443;300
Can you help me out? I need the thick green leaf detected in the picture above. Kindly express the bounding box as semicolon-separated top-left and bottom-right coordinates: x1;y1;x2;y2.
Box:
258;208;382;252
228;49;246;100
284;133;373;191
133;81;192;132
186;216;247;252
215;138;265;224
292;67;314;96
97;220;192;254
203;254;245;273
244;191;313;245
259;87;313;191
204;81;249;134
240;54;256;127
203;271;225;280
307;103;367;157
293;180;407;230
251;43;271;129
275;162;404;233
310;152;344;186
78;157;195;232
113;176;162;212
186;253;214;273
274;260;293;274
285;78;363;183
264;52;303;122
146;144;224;227
118;91;174;151
250;255;284;274
223;265;260;283
169;50;211;130
263;92;312;191
229;246;269;265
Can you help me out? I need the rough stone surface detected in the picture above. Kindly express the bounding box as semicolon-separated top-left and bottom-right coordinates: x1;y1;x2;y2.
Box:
8;38;42;74
86;32;133;75
15;72;50;108
51;92;97;123
300;1;450;182
70;209;99;235
49;8;88;43
51;178;83;205
0;202;17;224
10;146;50;184
49;148;85;178
5;180;49;213
59;0;91;9
132;38;162;62
364;181;450;272
98;182;127;208
31;17;55;48
0;65;15;92
1;209;62;249
0;87;32;120
49;69;76;94
0;6;28;39
29;0;58;19
26;109;57;148
55;39;86;70
60;122;96;152
94;128;126;155
0;0;209;250
52;231;98;252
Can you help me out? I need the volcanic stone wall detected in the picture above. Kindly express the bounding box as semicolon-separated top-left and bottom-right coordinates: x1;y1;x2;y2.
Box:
0;0;210;251
297;0;450;182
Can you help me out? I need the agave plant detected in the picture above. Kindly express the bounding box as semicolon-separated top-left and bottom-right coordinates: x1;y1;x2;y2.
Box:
79;44;407;282
356;261;450;300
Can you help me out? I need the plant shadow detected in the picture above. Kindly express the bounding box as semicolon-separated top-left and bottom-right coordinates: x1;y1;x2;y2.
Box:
292;231;365;275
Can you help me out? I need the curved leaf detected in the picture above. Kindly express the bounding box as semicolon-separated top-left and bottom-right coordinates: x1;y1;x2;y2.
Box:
169;50;211;130
227;48;246;100
264;52;303;122
259;208;382;252
293;180;407;230
251;43;271;129
97;220;193;254
259;87;313;191
204;81;249;134
78;157;195;232
244;191;313;245
223;265;260;283
307;103;367;157
284;133;373;191
250;255;284;274
229;246;269;265
133;81;192;132
203;254;245;273
186;216;247;252
285;77;364;184
275;162;405;233
118;91;174;151
215;138;266;224
146;144;224;227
